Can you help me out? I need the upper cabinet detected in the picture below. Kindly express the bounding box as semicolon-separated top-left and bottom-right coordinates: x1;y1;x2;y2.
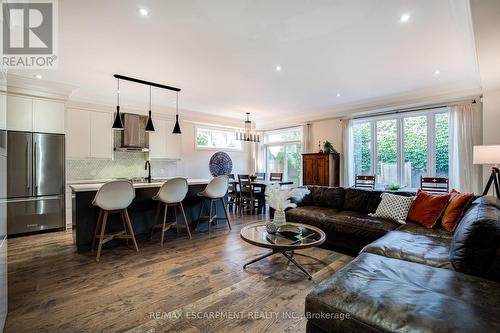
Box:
66;108;113;159
33;99;65;133
6;94;65;134
149;118;181;159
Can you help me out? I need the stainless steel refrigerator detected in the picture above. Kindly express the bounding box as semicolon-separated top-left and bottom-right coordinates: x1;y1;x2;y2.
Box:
7;131;65;235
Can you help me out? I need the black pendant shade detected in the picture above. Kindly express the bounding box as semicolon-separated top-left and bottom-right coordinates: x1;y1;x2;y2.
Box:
112;106;124;130
145;110;155;132
172;114;181;134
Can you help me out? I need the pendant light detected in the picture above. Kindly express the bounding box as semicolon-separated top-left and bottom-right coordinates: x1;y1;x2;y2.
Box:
145;85;155;132
172;91;181;134
112;78;124;130
235;112;260;142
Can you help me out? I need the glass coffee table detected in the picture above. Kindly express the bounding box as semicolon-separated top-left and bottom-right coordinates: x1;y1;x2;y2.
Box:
240;222;326;279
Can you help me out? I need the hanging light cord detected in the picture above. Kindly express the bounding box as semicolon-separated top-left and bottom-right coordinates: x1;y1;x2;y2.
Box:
117;79;120;106
176;91;179;115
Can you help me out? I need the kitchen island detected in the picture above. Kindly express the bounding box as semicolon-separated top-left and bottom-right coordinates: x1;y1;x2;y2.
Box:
70;178;225;253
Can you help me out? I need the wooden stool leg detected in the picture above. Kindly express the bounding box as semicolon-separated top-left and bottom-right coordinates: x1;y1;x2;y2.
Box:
151;202;161;240
174;204;179;234
220;198;231;231
179;202;192;240
120;210;129;246
208;199;213;235
161;204;168;247
123;209;139;252
96;210;108;262
91;209;103;253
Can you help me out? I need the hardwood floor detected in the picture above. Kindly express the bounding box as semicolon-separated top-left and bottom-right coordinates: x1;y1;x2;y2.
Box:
5;213;352;333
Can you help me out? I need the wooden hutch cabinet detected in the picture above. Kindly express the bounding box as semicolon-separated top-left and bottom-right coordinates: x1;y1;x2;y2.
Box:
302;153;340;186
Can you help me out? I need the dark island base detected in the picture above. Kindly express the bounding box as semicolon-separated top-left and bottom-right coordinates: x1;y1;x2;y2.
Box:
72;184;227;253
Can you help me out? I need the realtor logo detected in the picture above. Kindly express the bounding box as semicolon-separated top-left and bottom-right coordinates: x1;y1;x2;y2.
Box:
1;0;58;68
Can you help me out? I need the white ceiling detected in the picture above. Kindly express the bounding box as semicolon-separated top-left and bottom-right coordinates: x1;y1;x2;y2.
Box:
12;0;481;128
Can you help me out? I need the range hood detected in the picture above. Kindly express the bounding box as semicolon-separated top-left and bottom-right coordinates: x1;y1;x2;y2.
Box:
114;113;150;152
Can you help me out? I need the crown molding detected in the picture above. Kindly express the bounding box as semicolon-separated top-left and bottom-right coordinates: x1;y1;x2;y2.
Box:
6;73;77;101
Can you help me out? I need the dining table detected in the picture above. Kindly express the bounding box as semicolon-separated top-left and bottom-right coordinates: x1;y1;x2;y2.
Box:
229;179;294;213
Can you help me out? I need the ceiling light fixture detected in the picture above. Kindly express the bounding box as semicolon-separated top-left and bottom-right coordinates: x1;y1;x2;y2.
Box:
138;8;149;16
275;65;282;72
336;93;341;97
400;13;410;23
34;74;42;79
112;78;124;130
172;92;181;134
145;85;155;132
236;113;260;142
434;70;441;75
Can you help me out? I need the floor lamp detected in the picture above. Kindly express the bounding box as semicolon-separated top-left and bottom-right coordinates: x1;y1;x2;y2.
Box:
473;145;500;199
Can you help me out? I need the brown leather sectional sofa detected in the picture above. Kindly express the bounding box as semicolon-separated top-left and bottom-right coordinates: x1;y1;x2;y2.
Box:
285;186;500;333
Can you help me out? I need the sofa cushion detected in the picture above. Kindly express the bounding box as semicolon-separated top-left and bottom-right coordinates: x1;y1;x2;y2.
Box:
368;192;414;224
396;221;452;239
361;231;452;269
407;190;451;228
343;188;414;213
441;189;475;232
286;207;400;252
450;196;500;281
305;253;500;333
309;186;345;209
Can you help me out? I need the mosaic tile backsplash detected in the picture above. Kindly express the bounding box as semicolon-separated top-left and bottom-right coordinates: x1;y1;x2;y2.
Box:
66;152;178;181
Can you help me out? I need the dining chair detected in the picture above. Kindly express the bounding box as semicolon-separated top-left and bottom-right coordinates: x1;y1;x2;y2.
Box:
270;173;283;182
420;176;449;193
227;174;239;213
255;172;266;180
238;174;258;214
196;176;231;234
150;177;192;247
91;180;139;262
355;175;376;189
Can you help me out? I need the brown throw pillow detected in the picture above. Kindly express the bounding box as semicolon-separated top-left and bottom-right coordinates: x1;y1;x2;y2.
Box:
441;189;475;232
407;190;451;228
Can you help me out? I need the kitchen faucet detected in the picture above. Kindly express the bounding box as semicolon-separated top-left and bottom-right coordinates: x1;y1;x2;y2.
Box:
144;160;152;183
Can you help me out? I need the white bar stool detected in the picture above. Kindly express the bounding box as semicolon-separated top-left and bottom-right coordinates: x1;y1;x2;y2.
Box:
196;175;231;234
91;180;139;262
151;177;192;247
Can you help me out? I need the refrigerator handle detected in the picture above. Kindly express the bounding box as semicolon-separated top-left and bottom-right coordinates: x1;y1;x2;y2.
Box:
34;141;38;195
25;141;30;189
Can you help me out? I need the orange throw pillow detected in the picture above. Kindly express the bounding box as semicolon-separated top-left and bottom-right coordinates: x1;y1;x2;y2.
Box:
441;189;474;232
407;190;451;228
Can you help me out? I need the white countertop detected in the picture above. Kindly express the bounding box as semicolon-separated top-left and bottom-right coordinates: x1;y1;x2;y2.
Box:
69;178;212;192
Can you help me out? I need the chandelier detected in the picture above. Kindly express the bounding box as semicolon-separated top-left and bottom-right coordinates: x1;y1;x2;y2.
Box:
236;112;260;142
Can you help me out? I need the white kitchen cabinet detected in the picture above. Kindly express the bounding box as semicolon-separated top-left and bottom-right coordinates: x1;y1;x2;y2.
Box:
149;118;181;159
7;95;32;131
0;94;6;130
90;111;113;159
66;108;113;159
66;108;91;158
32;99;65;134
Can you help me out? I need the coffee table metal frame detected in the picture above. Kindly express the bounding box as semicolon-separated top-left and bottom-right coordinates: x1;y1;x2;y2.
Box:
240;222;326;279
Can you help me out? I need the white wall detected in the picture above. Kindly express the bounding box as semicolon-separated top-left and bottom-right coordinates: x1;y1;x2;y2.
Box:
481;89;500;145
178;117;251;179
310;118;343;154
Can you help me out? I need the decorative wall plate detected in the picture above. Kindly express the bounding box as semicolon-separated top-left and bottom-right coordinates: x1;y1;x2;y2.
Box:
209;152;233;177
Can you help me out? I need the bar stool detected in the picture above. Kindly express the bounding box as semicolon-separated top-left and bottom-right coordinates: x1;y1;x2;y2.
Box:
196;175;231;234
150;177;192;247
91;180;139;262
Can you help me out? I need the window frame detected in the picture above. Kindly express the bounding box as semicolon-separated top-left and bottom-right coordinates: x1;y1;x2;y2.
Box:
194;125;242;151
352;108;449;188
263;127;303;184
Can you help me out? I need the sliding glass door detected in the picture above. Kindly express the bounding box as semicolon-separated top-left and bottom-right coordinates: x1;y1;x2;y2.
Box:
266;143;302;186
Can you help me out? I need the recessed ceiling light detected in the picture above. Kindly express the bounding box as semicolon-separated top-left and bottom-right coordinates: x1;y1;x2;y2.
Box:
34;74;42;79
336;93;341;97
275;65;282;72
434;70;441;75
138;8;149;16
400;13;410;23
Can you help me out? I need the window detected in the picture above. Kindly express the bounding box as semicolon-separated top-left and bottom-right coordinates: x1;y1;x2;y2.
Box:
352;109;449;189
264;127;302;185
195;126;242;150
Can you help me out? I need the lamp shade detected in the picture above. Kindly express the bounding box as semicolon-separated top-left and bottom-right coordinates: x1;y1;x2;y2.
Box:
473;145;500;165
